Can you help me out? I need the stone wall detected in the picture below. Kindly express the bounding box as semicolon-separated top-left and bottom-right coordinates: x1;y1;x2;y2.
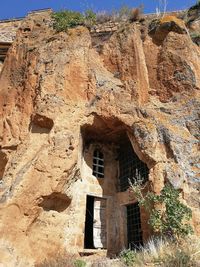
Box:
90;22;120;35
0;19;22;43
0;9;52;43
0;9;52;64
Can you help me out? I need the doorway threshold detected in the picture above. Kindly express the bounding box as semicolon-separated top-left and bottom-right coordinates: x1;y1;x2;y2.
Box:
79;249;107;257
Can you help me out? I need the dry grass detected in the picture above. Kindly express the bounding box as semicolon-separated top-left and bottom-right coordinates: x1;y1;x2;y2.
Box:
1;237;199;267
30;237;200;267
95;5;144;24
131;236;200;266
35;254;87;267
96;11;112;24
35;257;73;267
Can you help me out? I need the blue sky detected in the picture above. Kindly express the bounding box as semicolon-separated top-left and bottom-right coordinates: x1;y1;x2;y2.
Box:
0;0;197;20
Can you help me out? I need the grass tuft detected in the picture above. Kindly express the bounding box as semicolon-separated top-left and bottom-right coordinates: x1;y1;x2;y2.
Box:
119;236;200;266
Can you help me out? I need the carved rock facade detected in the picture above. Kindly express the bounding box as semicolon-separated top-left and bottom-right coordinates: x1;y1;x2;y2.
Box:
0;10;199;265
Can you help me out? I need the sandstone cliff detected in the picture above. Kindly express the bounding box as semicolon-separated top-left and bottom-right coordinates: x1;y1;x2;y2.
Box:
0;10;199;265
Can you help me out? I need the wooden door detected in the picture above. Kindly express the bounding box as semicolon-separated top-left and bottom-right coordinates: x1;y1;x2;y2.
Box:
93;197;107;249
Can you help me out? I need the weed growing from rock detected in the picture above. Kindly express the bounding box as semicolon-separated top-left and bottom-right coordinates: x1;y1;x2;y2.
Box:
130;179;193;238
119;249;136;266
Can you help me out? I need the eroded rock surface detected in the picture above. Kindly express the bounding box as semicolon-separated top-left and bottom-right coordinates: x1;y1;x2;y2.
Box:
0;10;199;265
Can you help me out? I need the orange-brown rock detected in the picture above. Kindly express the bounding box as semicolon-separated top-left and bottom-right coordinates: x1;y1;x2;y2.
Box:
0;10;199;265
150;15;187;45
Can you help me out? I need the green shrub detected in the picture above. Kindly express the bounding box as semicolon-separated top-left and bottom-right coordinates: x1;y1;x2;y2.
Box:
74;259;86;267
52;10;84;32
119;249;136;266
84;9;96;27
130;181;193;238
190;32;200;39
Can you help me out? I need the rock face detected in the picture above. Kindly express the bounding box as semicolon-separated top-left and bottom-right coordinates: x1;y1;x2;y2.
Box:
0;10;199;265
0;19;21;43
187;3;200;46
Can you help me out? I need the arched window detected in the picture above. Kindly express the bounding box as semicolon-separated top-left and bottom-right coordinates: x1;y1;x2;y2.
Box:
93;149;104;178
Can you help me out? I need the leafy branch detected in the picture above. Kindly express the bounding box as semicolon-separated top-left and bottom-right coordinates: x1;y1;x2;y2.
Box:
130;178;193;238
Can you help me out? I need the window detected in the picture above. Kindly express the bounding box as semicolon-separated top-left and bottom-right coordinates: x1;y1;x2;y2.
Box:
93;149;104;178
119;139;149;192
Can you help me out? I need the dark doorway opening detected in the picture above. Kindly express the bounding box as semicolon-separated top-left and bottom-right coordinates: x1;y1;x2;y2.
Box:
127;202;143;250
84;195;95;249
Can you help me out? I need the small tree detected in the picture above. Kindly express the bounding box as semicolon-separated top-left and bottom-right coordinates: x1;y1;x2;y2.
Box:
52;10;84;32
130;179;193;238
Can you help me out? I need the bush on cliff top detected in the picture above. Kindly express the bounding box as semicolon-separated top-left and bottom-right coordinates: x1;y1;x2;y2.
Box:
84;9;97;27
52;9;96;32
52;10;84;31
52;5;144;32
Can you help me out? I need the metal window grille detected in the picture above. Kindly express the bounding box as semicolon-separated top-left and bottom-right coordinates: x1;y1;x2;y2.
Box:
93;149;104;178
119;140;149;192
127;203;143;250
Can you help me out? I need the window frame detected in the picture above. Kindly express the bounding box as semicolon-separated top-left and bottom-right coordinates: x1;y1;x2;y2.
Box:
92;149;104;178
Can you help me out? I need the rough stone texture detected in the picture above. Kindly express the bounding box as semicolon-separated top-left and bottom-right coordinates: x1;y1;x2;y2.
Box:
0;20;21;43
152;16;187;45
0;9;199;266
187;4;200;46
0;10;188;43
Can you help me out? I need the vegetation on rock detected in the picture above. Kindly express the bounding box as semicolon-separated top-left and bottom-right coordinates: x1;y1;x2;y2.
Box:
130;181;193;238
120;249;136;266
52;5;144;31
189;0;200;10
84;9;97;27
74;259;86;267
0;2;200;265
119;236;200;266
52;10;85;31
